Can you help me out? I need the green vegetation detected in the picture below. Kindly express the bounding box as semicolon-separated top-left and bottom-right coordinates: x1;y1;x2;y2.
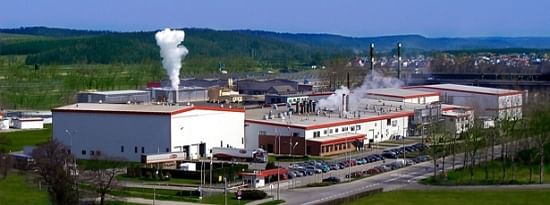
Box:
0;171;49;205
105;201;146;205
343;189;550;205
258;199;285;205
116;174;201;185
423;160;550;185
0;124;51;152
109;186;254;205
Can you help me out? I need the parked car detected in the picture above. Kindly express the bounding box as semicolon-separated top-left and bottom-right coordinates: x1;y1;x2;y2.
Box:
329;164;340;170
288;171;297;179
306;166;322;174
322;176;341;183
382;151;398;159
367;168;381;175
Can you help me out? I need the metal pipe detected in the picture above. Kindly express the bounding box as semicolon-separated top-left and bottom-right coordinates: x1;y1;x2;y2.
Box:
397;42;402;80
370;43;375;72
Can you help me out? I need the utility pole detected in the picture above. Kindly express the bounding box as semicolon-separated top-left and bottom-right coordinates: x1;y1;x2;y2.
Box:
210;157;213;187
370;43;375;72
277;130;280;200
397;42;402;80
224;177;228;205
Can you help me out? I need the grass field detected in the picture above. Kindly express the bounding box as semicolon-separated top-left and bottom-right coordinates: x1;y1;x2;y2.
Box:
343;189;550;205
0;171;50;205
423;160;550;185
115;174;201;185
0;124;51;152
109;186;254;205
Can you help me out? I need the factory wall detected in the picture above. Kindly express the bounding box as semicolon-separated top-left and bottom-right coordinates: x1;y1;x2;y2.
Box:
244;122;306;150
53;112;172;162
170;109;245;159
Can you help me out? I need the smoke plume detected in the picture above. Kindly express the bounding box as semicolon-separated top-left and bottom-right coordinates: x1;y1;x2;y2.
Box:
155;28;189;89
318;70;403;111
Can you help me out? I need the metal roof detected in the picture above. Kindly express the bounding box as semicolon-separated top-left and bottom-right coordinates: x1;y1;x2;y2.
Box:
366;88;438;99
406;84;523;96
52;103;244;115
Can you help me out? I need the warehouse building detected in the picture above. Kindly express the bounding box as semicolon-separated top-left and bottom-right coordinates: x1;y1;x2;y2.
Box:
244;97;471;156
366;88;440;104
405;84;524;120
12;118;44;129
77;90;151;104
52;103;245;162
150;87;208;104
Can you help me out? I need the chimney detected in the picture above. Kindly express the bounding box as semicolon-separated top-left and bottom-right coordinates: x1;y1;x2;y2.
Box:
312;100;316;113
397;42;402;79
341;94;346;113
347;72;350;88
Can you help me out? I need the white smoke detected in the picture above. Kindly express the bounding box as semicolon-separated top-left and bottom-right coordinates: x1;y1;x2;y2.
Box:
155;28;189;89
318;70;403;111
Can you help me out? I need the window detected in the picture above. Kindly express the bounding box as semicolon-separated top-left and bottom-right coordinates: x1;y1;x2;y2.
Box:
342;127;348;132
166;148;169;152
121;146;124;153
391;120;397;127
350;126;355;131
96;151;101;156
242;137;244;144
313;131;321;138
356;125;361;130
81;150;86;155
141;147;145;153
90;151;95;156
293;132;299;137
335;128;339;133
323;130;328;135
329;129;333;134
134;146;138;153
387;119;391;126
259;131;267;135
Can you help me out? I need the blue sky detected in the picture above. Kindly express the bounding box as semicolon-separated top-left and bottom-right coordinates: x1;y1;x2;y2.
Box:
1;0;549;37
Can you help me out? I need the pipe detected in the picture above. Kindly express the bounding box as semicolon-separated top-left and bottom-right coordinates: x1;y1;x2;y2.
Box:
370;43;375;72
397;42;402;80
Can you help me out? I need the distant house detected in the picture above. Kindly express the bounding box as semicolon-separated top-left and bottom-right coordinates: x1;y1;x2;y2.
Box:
266;85;297;95
236;79;298;95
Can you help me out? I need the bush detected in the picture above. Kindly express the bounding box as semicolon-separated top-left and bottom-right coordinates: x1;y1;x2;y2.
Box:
237;190;267;200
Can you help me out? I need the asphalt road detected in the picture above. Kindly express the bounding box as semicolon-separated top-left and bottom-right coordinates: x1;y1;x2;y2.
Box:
259;145;504;205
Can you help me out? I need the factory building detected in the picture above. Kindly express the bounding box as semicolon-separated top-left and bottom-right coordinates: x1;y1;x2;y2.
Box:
366;88;440;104
150;87;208;104
244;96;471;156
77;90;151;104
160;78;232;88
265;93;334;105
405;84;524;120
52;103;245;162
237;79;301;95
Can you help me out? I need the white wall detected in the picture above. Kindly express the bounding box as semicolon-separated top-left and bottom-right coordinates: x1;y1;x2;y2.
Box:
171;109;245;159
14;120;44;129
245;115;409;149
53;112;171;162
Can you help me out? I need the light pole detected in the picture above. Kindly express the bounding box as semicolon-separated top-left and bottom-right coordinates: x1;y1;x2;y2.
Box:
275;130;280;200
290;141;299;189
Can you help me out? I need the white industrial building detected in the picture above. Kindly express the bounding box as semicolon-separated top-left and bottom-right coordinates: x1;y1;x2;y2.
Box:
12;118;44;129
52;103;245;162
244;98;469;156
405;84;524;120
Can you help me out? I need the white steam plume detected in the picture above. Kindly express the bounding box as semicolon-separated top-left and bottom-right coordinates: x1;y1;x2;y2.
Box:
155;28;189;89
318;70;403;111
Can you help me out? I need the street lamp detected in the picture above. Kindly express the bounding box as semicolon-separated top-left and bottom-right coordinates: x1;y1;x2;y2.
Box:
290;141;299;189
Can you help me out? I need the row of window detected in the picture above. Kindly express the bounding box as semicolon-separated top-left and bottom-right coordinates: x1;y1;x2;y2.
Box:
321;142;351;153
317;125;362;137
80;149;101;156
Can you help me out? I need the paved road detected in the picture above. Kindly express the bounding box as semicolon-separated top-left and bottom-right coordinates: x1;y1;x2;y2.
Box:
263;145;504;205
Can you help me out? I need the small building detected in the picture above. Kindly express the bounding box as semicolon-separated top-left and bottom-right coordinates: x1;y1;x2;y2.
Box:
265;94;309;105
52;103;245;162
12;118;44;129
405;84;524;120
240;168;288;188
208;87;243;103
77;90;151;104
237;79;299;95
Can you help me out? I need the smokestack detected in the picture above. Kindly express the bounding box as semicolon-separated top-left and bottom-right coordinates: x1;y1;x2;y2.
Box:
370;43;375;72
347;72;350;88
295;101;299;113
341;94;346;113
397;42;402;80
312;101;316;113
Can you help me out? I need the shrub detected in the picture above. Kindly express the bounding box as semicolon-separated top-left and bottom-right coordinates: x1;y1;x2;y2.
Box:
237;190;267;200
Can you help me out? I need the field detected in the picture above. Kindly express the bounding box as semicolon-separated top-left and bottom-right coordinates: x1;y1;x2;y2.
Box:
0;124;51;152
109;186;253;205
423;160;550;185
0;171;50;205
343;189;550;205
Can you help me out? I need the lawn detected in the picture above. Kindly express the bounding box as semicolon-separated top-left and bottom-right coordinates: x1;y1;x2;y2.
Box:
422;160;550;185
116;174;201;185
0;171;50;205
109;186;254;205
343;189;550;205
258;200;285;205
0;124;51;152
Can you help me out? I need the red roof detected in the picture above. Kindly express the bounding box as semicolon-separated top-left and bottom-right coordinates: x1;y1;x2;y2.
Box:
240;168;288;177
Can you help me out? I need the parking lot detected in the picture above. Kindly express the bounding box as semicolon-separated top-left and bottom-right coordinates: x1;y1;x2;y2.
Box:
273;142;431;189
